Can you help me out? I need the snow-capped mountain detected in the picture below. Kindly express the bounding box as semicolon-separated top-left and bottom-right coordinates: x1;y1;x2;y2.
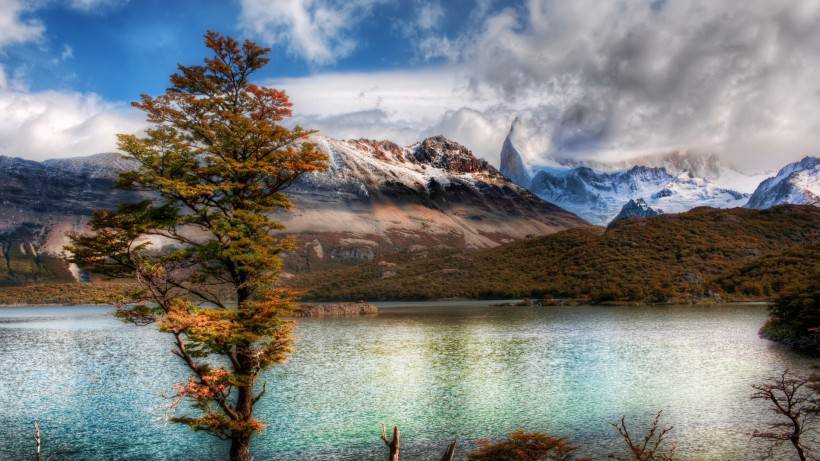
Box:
0;136;586;282
746;156;820;209
281;135;584;270
611;198;662;223
499;126;752;224
523;166;748;225
526;166;668;224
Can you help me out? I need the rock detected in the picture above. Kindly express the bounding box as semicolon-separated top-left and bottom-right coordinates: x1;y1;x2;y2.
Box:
293;302;379;318
499;122;531;188
610;198;662;224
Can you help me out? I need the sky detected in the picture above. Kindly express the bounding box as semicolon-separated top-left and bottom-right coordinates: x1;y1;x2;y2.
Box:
1;0;819;172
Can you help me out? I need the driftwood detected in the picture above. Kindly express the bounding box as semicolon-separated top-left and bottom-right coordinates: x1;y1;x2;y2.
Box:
439;441;457;461
381;425;400;461
380;425;457;461
34;421;41;461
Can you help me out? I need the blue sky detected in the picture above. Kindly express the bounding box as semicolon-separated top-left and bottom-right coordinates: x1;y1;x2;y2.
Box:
1;0;818;173
6;0;496;101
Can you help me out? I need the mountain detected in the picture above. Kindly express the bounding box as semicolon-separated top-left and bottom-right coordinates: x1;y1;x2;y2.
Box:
0;136;586;282
499;125;531;188
611;198;662;223
0;153;139;284
497;127;751;224
521;165;748;225
279;135;584;271
555;149;771;193
746;156;820;209
293;205;820;304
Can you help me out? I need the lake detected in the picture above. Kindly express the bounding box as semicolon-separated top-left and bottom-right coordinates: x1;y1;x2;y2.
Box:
0;302;814;460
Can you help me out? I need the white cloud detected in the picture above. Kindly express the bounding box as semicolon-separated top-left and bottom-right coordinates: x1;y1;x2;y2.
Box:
239;0;382;65
0;0;44;49
266;68;515;161
422;107;511;165
0;86;146;160
65;0;129;12
415;1;444;30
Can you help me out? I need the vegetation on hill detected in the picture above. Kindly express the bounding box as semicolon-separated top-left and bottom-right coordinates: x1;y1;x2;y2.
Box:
292;205;820;304
759;270;820;354
0;281;135;305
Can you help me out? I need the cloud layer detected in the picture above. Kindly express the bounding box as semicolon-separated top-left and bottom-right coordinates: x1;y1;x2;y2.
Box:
0;87;145;160
2;0;820;171
452;0;820;170
251;0;820;172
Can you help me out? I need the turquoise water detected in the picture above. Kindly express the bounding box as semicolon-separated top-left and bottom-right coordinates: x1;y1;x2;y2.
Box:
0;302;815;460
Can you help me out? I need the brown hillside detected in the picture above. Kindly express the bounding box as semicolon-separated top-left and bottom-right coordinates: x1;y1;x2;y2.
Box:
291;205;820;303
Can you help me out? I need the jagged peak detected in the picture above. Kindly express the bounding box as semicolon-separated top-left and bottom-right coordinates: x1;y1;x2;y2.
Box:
610;198;663;225
499;122;532;187
411;135;499;175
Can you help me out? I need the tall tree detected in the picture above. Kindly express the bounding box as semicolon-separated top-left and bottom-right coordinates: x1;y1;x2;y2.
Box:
67;31;327;461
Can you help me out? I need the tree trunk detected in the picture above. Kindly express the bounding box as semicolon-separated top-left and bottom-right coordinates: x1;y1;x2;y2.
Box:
229;382;254;461
229;432;252;461
790;437;807;461
230;342;257;461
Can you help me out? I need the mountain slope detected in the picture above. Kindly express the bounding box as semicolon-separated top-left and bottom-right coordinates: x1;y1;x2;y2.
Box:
293;205;820;303
279;135;585;271
0;136;586;282
746;156;820;209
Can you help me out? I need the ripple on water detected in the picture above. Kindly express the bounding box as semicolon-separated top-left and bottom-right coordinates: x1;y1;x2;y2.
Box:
0;302;814;460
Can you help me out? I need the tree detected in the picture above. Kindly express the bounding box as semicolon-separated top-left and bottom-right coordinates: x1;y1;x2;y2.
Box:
760;270;820;354
751;370;817;461
609;411;676;461
466;430;589;461
67;31;327;461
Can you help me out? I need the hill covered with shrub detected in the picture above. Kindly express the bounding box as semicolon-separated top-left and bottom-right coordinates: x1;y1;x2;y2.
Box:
292;205;820;304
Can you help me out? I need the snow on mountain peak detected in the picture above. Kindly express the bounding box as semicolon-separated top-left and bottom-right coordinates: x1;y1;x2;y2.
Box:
746;156;820;209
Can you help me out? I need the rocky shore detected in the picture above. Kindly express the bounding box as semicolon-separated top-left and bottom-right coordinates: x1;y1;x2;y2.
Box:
293;302;379;318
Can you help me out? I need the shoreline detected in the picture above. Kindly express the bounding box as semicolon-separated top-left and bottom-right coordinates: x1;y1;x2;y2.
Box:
0;299;772;308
